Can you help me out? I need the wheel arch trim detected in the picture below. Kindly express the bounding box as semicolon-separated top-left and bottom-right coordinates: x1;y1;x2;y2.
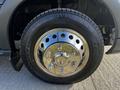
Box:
101;0;120;53
0;0;25;50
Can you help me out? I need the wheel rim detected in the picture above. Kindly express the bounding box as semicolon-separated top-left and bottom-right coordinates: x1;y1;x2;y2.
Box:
34;28;89;77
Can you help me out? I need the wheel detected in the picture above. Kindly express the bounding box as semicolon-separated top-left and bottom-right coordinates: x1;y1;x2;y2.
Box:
21;8;104;84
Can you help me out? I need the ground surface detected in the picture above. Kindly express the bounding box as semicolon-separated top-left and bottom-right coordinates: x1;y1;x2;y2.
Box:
0;47;120;90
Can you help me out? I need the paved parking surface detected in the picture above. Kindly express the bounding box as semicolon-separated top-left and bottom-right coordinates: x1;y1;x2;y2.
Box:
0;47;120;90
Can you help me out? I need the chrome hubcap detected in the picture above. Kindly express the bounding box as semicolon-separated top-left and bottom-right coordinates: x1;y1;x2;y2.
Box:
34;28;89;77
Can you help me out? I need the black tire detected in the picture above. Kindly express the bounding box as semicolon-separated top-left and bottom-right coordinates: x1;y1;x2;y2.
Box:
21;8;104;84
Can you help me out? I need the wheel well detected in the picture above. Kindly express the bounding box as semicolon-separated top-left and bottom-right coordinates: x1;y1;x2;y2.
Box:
8;0;115;51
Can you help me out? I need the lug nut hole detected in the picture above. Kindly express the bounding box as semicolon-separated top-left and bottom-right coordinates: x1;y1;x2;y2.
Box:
82;53;85;57
81;45;83;50
46;38;49;42
76;39;80;44
69;35;73;39
61;33;65;38
53;34;57;39
41;43;44;48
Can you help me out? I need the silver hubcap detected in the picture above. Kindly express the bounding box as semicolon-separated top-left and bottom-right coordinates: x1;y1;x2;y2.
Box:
34;28;89;77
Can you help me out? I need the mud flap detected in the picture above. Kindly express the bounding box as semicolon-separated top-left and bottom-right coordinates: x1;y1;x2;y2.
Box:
11;51;23;71
106;38;120;54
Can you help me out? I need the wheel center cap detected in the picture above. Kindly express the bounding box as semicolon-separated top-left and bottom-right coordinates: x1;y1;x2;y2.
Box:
54;51;69;66
42;43;83;75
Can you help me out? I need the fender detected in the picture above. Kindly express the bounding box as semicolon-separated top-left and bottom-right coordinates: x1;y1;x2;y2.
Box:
0;0;119;53
0;0;24;50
